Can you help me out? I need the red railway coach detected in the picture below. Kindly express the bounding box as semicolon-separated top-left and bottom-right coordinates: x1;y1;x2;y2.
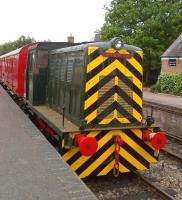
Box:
0;42;72;97
0;44;34;96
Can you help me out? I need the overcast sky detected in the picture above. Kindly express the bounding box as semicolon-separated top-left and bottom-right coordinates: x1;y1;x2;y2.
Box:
0;0;111;44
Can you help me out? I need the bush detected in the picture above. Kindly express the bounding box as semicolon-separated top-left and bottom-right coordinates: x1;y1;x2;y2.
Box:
150;73;182;96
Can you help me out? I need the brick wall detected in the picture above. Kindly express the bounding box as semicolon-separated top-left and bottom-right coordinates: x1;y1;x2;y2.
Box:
161;58;182;73
143;104;182;138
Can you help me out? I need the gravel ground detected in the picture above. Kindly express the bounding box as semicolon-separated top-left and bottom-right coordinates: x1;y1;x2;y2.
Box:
84;173;162;200
141;153;182;200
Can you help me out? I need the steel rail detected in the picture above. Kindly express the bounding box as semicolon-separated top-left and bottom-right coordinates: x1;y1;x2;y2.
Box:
165;133;182;145
134;171;176;200
161;148;182;162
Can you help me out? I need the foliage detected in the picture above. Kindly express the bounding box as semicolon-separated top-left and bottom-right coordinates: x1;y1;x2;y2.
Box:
151;73;182;96
100;0;182;84
0;35;35;56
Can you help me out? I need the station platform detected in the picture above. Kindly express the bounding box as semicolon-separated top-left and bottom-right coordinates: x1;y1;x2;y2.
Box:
0;85;97;200
143;91;182;111
143;91;182;138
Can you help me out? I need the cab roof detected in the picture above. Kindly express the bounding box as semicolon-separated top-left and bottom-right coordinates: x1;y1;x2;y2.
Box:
51;39;142;54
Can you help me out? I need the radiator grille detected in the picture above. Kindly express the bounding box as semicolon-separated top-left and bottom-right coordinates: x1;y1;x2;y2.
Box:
97;76;114;119
117;77;133;118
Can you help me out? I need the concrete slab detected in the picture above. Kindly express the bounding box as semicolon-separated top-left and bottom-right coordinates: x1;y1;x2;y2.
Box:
143;91;182;110
0;85;97;200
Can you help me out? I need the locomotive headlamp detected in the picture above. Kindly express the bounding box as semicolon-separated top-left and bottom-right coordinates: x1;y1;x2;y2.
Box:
111;37;123;50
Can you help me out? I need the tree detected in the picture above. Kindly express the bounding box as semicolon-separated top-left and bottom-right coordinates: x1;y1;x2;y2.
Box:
0;35;35;56
101;0;182;84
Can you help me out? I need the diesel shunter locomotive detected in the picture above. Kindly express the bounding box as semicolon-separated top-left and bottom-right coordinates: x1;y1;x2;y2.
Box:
0;38;166;178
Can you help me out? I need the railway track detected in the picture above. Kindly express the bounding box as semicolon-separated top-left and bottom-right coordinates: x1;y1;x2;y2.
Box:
85;132;182;200
86;169;180;200
84;173;163;200
135;172;176;200
140;132;182;200
165;133;182;145
161;133;182;161
161;148;182;161
136;132;182;199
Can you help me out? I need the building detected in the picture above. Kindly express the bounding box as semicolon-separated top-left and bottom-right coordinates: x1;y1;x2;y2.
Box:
161;33;182;73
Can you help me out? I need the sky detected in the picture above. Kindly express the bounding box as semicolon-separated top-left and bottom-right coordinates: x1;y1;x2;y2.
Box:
0;0;111;44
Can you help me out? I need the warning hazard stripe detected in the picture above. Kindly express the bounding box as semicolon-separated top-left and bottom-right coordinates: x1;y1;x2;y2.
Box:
62;129;158;178
88;48;100;60
87;51;142;80
86;48;116;73
84;85;142;117
84;47;143;124
88;102;136;124
86;58;115;81
85;60;142;91
85;68;142;101
134;52;143;64
122;59;142;81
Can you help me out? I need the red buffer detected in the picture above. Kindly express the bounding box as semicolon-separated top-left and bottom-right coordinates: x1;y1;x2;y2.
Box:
74;134;98;156
142;130;167;150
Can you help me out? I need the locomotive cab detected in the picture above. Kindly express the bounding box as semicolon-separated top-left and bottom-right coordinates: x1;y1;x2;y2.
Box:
26;42;77;105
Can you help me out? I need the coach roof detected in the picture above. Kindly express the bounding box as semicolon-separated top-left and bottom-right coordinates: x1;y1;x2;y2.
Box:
0;43;37;59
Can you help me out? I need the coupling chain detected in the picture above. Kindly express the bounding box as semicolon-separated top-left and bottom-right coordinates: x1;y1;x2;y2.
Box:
113;136;123;177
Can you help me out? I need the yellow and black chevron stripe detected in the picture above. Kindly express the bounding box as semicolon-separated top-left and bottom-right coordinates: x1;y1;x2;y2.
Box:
84;47;143;126
62;128;158;178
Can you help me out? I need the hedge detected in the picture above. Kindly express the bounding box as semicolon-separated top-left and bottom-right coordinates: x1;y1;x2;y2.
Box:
151;73;182;96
